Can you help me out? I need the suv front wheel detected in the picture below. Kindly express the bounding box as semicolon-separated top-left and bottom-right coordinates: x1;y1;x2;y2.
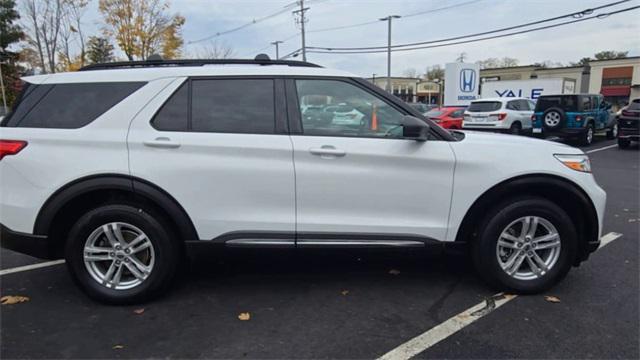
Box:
65;204;181;304
471;197;577;294
580;123;595;146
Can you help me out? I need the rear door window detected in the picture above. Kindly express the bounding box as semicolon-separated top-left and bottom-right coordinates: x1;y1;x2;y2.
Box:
468;101;502;112
152;78;277;134
5;82;145;128
191;79;275;134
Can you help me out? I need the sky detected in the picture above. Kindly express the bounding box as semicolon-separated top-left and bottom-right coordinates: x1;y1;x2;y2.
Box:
59;0;640;77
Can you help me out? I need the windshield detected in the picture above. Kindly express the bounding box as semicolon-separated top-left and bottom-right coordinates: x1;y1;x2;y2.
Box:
535;96;579;112
468;101;502;112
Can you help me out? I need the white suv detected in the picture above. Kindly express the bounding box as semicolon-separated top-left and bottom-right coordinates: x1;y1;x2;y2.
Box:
0;57;605;304
463;97;535;134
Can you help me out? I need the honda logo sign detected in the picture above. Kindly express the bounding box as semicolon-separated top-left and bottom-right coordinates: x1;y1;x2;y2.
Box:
460;69;476;93
445;63;480;106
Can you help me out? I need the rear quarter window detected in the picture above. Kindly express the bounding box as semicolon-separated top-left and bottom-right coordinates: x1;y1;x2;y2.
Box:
4;82;145;129
467;101;502;112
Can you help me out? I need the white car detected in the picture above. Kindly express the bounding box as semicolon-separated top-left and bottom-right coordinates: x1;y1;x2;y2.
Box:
0;56;605;304
463;97;535;134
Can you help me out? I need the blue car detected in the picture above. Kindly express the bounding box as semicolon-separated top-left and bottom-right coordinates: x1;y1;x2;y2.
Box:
532;94;617;145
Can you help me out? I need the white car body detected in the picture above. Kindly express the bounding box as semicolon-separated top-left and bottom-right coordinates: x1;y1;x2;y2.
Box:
463;97;535;132
0;67;605;242
0;60;606;301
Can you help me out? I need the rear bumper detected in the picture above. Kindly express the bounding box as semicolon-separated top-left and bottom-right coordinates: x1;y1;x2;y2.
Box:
0;224;55;259
536;127;587;137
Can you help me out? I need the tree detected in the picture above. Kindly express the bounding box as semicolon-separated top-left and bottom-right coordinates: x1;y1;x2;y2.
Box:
22;0;65;73
593;50;628;60
533;60;564;68
192;41;235;59
1;0;23;53
1;0;24;108
161;14;184;59
64;0;89;67
476;57;519;69
570;57;591;67
424;65;444;80
99;0;185;60
402;68;419;78
86;36;114;64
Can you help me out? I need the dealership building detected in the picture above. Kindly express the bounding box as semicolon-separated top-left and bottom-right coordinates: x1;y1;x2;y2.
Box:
370;56;640;108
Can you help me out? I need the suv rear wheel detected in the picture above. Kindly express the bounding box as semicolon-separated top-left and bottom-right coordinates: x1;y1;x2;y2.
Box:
471;197;577;294
65;204;181;304
509;122;522;135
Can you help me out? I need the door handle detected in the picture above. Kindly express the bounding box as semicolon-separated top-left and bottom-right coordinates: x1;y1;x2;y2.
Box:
309;146;346;158
143;137;181;149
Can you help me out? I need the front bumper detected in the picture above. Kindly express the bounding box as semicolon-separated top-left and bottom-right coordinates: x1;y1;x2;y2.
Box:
0;224;54;259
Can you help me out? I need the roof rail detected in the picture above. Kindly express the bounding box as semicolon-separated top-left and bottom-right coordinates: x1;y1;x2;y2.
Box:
79;54;322;71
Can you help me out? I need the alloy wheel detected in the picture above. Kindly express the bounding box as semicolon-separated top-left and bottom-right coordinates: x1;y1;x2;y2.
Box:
496;216;561;281
83;222;155;290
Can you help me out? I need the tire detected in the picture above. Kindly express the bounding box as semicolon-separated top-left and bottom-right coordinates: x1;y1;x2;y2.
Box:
542;107;565;131
509;122;522;135
618;138;631;149
471;197;577;294
65;204;181;304
606;123;618;139
579;123;595;146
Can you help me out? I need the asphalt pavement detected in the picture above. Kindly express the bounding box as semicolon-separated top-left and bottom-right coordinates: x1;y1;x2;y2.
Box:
1;136;638;359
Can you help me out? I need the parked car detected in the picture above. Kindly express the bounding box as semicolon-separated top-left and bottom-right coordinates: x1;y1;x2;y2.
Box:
425;107;465;129
462;97;534;135
0;56;605;304
617;98;639;148
323;104;365;125
532;94;617;146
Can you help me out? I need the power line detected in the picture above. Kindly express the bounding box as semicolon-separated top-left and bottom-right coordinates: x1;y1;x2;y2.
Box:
307;0;631;51
307;5;640;55
306;0;484;34
188;3;298;44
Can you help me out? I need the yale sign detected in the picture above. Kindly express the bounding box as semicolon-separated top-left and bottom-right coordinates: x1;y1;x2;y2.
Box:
444;62;480;106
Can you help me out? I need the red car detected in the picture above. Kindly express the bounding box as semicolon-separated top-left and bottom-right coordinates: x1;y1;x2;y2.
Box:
425;107;466;129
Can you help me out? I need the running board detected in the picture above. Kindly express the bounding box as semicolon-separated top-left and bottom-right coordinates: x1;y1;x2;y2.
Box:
224;238;425;248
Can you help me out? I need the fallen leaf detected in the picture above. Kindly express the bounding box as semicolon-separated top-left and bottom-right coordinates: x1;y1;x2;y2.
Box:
341;290;349;296
133;308;145;315
238;312;251;321
112;345;124;350
544;295;561;303
1;295;30;305
389;269;401;275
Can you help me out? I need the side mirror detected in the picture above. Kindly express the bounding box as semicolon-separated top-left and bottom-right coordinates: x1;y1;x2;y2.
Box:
401;115;430;141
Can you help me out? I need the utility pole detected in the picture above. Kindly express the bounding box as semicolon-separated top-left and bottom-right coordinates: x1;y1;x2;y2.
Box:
271;41;283;59
456;52;467;63
379;15;401;92
372;73;376;86
0;61;7;113
293;0;309;61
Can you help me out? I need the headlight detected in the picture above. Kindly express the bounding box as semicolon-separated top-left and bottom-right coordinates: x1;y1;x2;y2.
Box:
554;154;591;173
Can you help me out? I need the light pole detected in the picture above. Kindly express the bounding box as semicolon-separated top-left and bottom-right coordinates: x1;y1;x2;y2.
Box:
379;15;400;93
0;61;7;113
372;73;376;86
271;41;283;59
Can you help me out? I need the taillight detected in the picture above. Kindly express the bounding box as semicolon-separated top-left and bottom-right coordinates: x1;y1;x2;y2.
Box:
622;110;637;117
575;115;583;122
490;113;507;121
0;140;28;160
531;115;536;121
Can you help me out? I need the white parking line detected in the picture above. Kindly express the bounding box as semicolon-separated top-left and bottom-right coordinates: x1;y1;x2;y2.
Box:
599;232;623;248
0;259;65;276
586;144;618;154
378;231;623;360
